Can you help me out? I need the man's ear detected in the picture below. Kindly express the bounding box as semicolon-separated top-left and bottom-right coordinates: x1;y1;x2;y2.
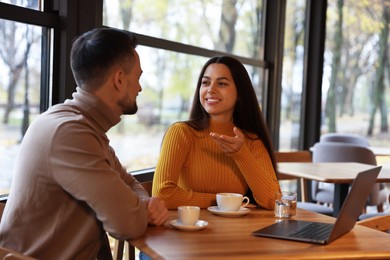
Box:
113;69;123;91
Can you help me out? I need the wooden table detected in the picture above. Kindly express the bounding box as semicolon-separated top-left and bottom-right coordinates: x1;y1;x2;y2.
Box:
277;162;390;216
129;208;390;259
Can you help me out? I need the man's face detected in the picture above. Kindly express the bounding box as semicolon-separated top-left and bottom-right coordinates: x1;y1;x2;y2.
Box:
118;49;143;115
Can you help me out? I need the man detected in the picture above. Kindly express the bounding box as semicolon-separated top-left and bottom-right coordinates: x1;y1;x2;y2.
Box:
0;27;168;259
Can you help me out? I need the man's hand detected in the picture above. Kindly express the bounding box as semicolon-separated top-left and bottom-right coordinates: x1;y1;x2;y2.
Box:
210;127;245;154
147;197;169;226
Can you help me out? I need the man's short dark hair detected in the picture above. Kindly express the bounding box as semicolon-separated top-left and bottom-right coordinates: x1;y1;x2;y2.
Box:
70;27;138;90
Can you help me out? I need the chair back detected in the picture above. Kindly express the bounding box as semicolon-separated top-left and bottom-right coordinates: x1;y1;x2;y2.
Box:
274;151;312;163
0;202;5;222
274;151;333;215
141;181;153;196
320;133;369;147
312;142;376;165
274;151;312;180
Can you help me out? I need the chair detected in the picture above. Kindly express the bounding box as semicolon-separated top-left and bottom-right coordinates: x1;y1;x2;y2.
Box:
320;133;370;147
311;142;387;212
97;233;113;260
357;214;390;233
0;202;5;221
275;151;333;216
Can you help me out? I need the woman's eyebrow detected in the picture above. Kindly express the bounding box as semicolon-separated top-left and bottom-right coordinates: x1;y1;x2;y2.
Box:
202;76;230;80
216;76;230;81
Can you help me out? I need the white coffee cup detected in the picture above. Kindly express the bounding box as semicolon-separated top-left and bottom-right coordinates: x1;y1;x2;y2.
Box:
178;206;200;226
216;193;250;211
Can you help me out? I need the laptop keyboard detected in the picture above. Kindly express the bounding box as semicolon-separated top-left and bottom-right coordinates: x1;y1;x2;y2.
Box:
288;222;334;240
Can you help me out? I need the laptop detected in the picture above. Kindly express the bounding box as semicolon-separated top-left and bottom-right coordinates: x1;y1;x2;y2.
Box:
252;166;382;245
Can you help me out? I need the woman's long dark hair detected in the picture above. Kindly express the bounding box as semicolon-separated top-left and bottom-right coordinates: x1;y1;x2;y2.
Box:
186;56;277;172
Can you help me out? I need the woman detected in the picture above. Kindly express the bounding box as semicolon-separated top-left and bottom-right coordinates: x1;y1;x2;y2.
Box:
152;56;280;210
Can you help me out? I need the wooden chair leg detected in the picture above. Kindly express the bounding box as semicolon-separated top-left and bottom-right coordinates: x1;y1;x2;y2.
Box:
377;203;384;213
114;240;124;260
97;233;113;260
128;242;135;260
114;240;135;260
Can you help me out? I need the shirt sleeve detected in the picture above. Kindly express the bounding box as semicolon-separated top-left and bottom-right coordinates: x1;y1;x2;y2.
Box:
50;122;148;239
112;146;150;201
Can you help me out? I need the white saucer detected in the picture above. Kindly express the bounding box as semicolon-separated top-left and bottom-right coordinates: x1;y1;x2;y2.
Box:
169;219;208;231
207;206;251;217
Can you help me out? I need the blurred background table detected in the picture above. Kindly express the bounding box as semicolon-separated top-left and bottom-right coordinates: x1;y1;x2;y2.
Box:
277;162;390;216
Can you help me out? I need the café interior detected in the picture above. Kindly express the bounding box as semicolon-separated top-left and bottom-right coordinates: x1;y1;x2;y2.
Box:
0;0;390;259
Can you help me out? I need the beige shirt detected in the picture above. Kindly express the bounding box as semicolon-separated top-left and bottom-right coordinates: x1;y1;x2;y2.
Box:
0;87;148;259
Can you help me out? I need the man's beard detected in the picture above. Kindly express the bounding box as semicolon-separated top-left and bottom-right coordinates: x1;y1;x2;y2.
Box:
118;95;138;115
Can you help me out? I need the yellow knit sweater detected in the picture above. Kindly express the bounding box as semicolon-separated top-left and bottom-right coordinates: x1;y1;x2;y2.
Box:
152;120;280;210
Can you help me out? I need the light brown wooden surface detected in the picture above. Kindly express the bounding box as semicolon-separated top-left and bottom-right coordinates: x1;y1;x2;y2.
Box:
129;208;390;260
274;151;312;201
277;162;390;183
358;215;390;233
274;151;312;163
274;151;312;180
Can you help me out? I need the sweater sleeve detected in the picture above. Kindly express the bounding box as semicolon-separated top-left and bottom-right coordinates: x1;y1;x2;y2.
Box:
152;123;216;209
228;138;280;209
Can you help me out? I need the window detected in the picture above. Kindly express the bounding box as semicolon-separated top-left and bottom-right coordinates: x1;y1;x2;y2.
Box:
104;0;264;59
0;0;42;11
280;0;306;151
321;0;390;209
103;0;267;170
0;1;54;193
0;19;47;192
322;0;390;142
321;0;390;151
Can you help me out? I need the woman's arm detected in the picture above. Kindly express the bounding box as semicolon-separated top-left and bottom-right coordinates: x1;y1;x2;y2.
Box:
152;123;216;209
210;128;280;209
228;139;280;209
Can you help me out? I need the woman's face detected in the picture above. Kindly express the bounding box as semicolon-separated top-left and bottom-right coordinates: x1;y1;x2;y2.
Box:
199;63;237;122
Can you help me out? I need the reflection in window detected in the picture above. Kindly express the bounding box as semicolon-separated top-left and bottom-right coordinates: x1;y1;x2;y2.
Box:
103;0;264;59
0;19;43;191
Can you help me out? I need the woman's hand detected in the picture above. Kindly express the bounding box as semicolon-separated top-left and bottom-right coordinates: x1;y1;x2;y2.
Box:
210;127;244;154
